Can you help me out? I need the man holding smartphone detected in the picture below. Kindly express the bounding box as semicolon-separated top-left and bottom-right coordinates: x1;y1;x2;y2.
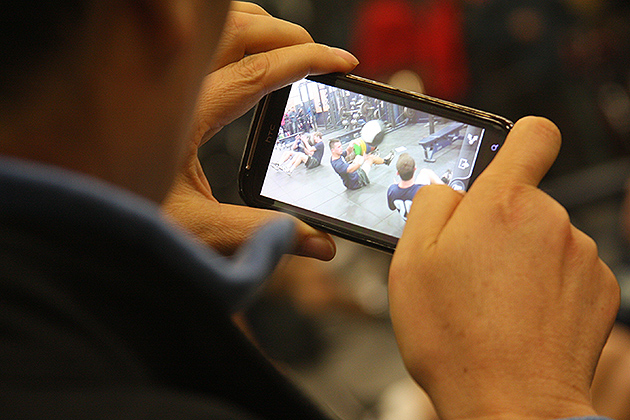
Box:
0;1;619;420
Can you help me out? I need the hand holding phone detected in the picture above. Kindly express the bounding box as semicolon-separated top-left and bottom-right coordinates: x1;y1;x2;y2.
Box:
162;5;358;261
389;116;619;420
239;73;513;251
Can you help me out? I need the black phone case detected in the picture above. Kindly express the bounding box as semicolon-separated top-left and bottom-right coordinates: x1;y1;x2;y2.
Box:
239;74;513;252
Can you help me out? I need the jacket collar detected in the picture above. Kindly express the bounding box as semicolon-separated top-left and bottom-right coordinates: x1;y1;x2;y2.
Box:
0;157;295;312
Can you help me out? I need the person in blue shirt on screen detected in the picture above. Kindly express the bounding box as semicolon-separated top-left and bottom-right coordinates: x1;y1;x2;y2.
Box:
387;153;446;220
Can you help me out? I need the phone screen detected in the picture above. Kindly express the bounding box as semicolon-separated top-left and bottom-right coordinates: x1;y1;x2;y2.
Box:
251;75;509;249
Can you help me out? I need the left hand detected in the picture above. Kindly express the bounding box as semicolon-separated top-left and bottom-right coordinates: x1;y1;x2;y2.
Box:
163;2;358;259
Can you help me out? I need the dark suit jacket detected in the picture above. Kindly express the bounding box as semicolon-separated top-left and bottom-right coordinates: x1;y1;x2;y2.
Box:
0;158;333;420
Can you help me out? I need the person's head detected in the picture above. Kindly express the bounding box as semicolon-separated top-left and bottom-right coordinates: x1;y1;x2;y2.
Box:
329;138;342;156
0;0;231;202
396;153;416;181
312;132;323;143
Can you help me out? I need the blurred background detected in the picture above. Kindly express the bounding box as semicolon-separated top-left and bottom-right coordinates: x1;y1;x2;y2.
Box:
200;1;630;419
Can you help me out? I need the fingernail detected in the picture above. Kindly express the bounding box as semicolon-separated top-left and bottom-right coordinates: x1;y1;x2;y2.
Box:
299;235;336;261
331;47;359;66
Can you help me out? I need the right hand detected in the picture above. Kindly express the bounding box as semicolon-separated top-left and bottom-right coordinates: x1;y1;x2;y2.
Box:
388;116;620;420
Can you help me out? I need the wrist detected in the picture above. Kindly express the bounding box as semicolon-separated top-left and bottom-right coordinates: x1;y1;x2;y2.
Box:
423;374;597;420
443;414;602;420
433;402;598;420
445;415;604;420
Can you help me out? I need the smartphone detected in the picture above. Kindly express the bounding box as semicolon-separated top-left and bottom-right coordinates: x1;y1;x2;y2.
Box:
239;73;513;252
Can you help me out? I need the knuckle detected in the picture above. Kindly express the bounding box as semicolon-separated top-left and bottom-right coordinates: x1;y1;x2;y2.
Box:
233;54;272;93
491;181;570;233
564;228;620;317
290;22;314;43
565;225;600;265
593;261;620;323
606;274;621;307
224;11;245;32
488;182;543;229
575;230;599;255
220;14;246;46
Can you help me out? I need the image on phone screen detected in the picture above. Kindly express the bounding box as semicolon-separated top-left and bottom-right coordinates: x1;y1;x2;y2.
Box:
258;77;498;241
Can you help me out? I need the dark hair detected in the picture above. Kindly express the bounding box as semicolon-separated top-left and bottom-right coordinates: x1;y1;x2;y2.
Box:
329;138;341;150
396;153;416;181
1;2;89;101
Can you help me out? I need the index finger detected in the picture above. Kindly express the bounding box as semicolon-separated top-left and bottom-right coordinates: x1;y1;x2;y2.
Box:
196;42;357;141
210;10;314;72
476;116;561;187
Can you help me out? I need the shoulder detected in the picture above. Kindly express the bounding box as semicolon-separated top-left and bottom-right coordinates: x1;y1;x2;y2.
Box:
331;156;345;166
410;183;424;193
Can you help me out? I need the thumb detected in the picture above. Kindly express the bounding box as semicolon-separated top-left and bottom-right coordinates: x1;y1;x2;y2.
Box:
400;185;464;251
476;116;561;188
399;116;560;251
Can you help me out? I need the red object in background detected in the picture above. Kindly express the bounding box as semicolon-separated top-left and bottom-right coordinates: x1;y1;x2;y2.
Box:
351;0;470;101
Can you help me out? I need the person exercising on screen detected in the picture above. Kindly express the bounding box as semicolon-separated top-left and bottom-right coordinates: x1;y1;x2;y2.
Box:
283;132;324;174
387;153;445;220
329;138;393;190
